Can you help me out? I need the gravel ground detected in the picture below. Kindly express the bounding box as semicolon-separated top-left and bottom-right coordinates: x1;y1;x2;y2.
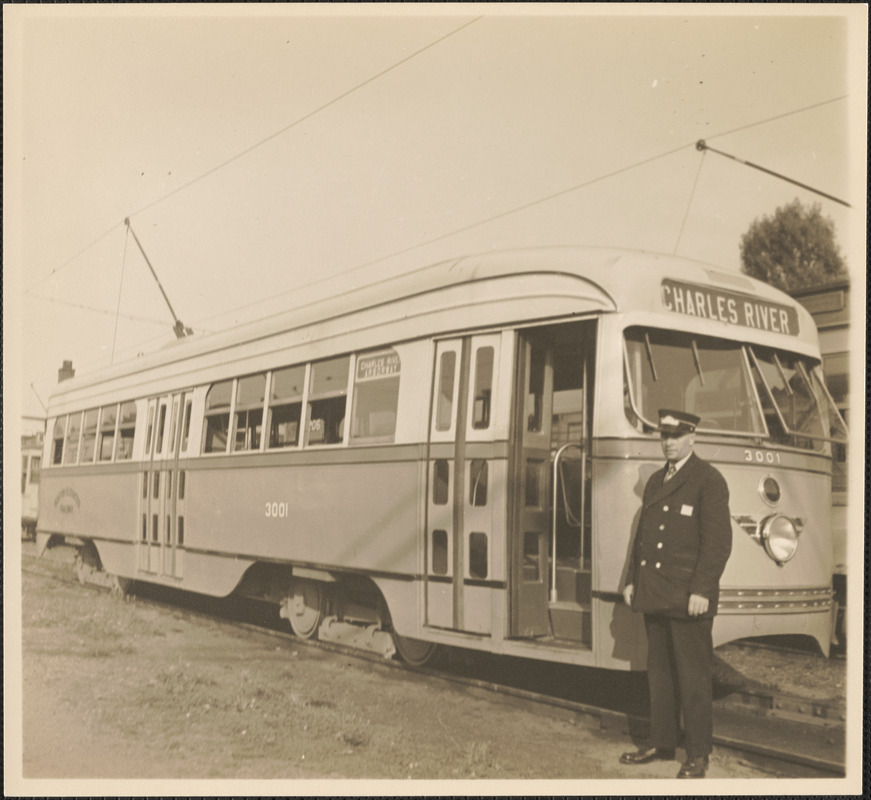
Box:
9;546;852;794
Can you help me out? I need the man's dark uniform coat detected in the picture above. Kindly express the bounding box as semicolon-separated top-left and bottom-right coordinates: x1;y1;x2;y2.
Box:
626;452;732;758
627;452;732;617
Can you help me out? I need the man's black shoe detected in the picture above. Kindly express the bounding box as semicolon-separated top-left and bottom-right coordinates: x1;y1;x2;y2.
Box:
677;756;709;778
619;746;676;765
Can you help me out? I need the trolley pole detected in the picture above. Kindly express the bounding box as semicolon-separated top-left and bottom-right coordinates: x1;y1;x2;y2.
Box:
124;218;193;338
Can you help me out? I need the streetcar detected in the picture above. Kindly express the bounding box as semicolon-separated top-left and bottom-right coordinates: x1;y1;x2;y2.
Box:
21;430;44;539
35;247;846;669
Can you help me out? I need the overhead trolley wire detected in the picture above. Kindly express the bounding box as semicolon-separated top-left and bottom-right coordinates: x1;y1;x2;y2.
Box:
22;16;482;298
194;92;852;332
126;16;483;221
193;141;692;330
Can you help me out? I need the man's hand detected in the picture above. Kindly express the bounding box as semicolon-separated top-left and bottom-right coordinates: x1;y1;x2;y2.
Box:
623;584;634;607
688;593;709;616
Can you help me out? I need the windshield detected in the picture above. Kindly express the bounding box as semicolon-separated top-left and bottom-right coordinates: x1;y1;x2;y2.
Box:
623;327;847;451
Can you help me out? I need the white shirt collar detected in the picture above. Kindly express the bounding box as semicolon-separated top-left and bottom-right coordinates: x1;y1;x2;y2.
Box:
669;452;693;473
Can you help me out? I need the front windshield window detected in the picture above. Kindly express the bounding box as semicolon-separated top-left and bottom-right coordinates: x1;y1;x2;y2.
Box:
624;328;764;436
623;327;846;451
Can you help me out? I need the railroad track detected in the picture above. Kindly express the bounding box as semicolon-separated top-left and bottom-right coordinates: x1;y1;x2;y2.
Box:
22;552;846;778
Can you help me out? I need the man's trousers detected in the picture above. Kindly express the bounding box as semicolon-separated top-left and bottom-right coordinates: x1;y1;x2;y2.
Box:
643;614;714;758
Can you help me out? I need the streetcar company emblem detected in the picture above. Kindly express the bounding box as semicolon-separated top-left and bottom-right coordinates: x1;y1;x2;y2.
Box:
357;350;401;380
661;279;800;336
54;487;81;513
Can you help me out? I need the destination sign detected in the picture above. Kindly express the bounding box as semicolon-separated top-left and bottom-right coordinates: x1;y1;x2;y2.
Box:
661;279;799;336
357;351;401;381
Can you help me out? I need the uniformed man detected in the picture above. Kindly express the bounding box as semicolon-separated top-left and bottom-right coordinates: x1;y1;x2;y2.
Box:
619;409;732;779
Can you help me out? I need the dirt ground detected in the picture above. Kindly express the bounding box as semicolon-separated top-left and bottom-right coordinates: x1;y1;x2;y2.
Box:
9;556;848;793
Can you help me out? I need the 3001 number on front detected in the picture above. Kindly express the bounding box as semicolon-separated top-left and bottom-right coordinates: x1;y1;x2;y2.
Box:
265;501;289;518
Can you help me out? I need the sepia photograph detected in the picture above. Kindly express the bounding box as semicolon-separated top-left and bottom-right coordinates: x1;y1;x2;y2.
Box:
4;3;866;796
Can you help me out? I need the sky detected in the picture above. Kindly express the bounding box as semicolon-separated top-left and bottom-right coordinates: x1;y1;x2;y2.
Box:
5;4;866;421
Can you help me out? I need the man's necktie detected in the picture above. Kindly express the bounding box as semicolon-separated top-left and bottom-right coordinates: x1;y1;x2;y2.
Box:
664;462;677;482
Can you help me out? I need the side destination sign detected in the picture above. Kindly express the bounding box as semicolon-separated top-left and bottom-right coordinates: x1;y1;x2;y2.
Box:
661;279;800;336
357;350;401;381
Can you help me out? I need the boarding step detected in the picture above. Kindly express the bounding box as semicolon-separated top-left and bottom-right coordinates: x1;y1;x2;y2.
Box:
548;601;591;644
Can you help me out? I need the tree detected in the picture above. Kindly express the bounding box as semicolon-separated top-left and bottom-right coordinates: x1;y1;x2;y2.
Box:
739;198;848;291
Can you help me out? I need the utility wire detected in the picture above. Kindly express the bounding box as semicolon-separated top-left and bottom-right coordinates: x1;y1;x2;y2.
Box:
112;224;132;362
23;220;124;295
194;141;693;331
28;293;170;326
127;16;482;221
705;95;847;143
196;94;851;331
673;148;708;256
21;16;481;299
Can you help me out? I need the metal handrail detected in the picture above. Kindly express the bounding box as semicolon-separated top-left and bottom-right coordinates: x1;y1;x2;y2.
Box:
551;442;582;602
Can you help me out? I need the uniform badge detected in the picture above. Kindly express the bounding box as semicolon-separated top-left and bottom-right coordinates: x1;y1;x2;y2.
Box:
681;504;694;516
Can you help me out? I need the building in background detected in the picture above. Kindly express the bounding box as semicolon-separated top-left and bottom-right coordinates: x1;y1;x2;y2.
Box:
790;280;849;648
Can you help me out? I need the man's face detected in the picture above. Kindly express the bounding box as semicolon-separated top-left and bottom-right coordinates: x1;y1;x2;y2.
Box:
660;430;695;463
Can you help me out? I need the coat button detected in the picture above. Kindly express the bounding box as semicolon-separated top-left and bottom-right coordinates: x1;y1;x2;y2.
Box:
655;562;661;569
663;505;669;512
659;524;665;531
640;559;647;566
657;542;663;549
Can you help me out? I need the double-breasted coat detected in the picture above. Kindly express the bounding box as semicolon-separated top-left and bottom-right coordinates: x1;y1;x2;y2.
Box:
627;452;732;617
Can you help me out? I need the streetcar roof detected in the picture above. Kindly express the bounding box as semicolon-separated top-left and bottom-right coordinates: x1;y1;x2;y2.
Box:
46;246;818;406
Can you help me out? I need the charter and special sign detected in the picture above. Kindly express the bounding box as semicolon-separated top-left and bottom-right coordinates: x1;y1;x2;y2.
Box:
661;279;800;336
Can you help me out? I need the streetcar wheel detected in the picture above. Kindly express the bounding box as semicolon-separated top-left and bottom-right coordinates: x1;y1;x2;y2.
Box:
74;552;96;585
392;632;441;667
111;576;135;596
286;578;327;639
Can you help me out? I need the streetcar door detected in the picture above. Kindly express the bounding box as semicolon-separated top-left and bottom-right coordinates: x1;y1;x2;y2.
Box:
511;321;594;643
160;392;187;579
139;393;187;579
426;334;501;634
138;399;158;572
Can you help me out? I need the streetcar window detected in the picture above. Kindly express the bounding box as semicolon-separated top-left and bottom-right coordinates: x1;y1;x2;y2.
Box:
203;380;233;453
268;365;305;449
116;402;136;460
469;532;488;579
748;347;828;451
63;412;82;465
52;416;66;464
523;532;540;582
30;456;41;485
155;405;168;455
432;530;448;575
526;340;546;433
435;351;457;432
232;374;266;452
178;517;185;546
306;356;349;446
79;409;99;463
181;400;192;452
433;459;449;505
178;471;185;500
99;404;118;461
168;398;179;454
21;456;28;493
471;346;494;429
144;404;155;456
623;328;764;435
469;459;488;506
351;350;400;442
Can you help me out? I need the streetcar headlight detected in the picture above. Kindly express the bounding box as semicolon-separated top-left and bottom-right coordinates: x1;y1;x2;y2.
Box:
759;514;799;565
